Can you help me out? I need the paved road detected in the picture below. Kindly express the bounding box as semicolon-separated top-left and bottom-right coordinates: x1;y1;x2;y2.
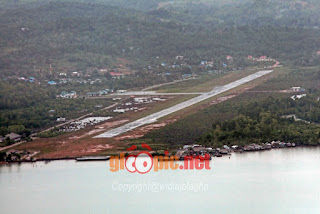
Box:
95;70;273;138
0;141;25;152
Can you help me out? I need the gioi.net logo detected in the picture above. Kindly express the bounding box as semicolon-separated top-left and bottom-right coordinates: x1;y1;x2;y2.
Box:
109;144;211;174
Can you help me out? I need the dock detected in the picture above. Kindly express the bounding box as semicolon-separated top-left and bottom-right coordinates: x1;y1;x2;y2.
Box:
76;156;110;161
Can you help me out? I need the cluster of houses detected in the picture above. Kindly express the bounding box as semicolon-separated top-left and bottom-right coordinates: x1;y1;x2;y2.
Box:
59;91;77;99
176;141;297;158
247;55;280;68
112;97;167;114
290;87;306;100
18;76;39;83
59;117;112;132
243;141;296;151
86;89;113;97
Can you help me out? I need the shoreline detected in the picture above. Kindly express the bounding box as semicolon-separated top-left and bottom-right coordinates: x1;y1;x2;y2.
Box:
1;144;318;165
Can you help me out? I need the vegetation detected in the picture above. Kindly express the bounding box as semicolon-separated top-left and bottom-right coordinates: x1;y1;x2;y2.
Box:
200;97;320;147
144;66;320;146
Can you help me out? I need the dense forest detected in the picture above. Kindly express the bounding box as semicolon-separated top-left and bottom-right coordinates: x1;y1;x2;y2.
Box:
200;95;320;148
1;1;320;78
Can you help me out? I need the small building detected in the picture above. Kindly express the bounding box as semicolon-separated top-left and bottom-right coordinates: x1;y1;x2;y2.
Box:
5;133;22;142
72;72;81;77
223;145;231;150
48;81;57;85
226;55;233;60
86;92;101;97
57;117;66;122
291;94;307;100
117;90;127;94
291;87;305;92
48;109;56;113
29;77;35;82
182;74;192;79
248;55;253;60
113;109;125;113
60;91;77;98
175;55;184;60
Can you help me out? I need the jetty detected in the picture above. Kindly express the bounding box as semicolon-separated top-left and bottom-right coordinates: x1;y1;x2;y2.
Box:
76;156;110;161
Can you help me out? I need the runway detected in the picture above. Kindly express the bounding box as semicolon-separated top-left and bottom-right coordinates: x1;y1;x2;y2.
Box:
94;70;273;138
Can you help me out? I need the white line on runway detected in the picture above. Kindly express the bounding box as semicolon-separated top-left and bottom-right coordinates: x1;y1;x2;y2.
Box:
94;70;273;138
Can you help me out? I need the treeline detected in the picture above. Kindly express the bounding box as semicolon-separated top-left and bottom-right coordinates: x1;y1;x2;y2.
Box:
199;95;320;147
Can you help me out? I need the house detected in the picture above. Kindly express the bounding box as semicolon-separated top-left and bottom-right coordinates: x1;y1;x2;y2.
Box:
48;109;56;113
175;56;184;60
48;81;57;85
223;145;230;150
5;133;22;142
59;73;67;76
182;74;192;79
232;145;239;150
117;90;127;94
248;55;253;60
86;92;101;97
99;89;110;95
57;117;66;122
99;68;109;73
291;94;307;100
291;87;305;92
134;97;149;103
113;109;125;113
200;61;207;66
72;72;81;77
193;146;206;155
183;145;192;149
226;55;233;60
29;77;35;82
316;51;320;55
109;72;124;79
60;91;77;98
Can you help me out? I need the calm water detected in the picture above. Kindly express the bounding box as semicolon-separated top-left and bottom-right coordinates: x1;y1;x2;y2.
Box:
1;147;320;214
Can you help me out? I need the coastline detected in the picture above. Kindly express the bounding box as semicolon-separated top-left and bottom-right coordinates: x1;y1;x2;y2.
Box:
1;144;318;165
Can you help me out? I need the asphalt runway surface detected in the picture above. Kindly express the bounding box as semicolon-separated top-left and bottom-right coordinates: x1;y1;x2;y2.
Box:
95;70;273;138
